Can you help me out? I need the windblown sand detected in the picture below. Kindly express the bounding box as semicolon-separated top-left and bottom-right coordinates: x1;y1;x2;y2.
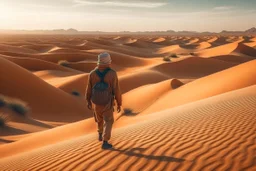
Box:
0;34;255;170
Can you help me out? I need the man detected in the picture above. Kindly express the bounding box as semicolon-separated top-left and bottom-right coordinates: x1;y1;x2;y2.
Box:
86;52;122;149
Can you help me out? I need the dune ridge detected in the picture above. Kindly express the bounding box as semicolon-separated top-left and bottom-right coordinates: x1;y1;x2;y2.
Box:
0;57;88;122
122;79;183;114
142;60;256;114
0;55;81;73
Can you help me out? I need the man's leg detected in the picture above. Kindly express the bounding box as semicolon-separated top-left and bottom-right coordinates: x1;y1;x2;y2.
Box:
94;110;103;141
97;118;103;134
102;110;114;149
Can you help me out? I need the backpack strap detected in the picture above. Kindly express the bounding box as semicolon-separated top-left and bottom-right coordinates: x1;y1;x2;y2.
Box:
95;68;111;82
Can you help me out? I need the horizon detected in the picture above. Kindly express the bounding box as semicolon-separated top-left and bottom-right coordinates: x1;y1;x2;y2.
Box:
0;0;256;32
1;26;256;33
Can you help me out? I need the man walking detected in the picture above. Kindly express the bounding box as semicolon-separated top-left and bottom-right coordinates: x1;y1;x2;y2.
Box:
86;52;122;149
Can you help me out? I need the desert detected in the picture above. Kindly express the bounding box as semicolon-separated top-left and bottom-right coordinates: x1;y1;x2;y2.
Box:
0;33;255;170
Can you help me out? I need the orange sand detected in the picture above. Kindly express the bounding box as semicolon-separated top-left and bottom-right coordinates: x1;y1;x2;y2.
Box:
0;35;255;170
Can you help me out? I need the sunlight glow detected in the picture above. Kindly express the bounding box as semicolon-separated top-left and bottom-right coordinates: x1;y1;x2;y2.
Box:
0;1;255;32
73;0;167;8
0;4;14;20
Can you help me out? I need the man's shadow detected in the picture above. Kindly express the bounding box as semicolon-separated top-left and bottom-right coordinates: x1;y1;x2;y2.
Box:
109;147;185;163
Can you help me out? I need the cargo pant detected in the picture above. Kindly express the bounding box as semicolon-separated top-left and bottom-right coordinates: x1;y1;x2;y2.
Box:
94;104;114;141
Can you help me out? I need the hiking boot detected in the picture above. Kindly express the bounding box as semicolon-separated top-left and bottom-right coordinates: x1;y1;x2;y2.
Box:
98;133;103;141
102;141;113;149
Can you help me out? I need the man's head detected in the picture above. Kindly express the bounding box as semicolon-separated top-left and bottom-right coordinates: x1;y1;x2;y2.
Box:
97;52;112;66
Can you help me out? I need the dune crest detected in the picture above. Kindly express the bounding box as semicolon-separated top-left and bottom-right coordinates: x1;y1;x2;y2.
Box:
142;60;256;114
122;79;183;114
0;57;88;122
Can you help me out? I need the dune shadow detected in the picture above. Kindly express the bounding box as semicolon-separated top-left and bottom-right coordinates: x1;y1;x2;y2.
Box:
109;147;185;163
115;109;139;121
14;117;53;129
0;126;29;136
121;112;139;117
0;138;14;143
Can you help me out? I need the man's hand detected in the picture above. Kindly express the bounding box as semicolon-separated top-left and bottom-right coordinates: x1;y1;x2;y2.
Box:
87;101;92;110
117;106;121;113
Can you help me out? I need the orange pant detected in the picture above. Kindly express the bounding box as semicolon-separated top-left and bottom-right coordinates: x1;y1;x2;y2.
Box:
94;105;114;141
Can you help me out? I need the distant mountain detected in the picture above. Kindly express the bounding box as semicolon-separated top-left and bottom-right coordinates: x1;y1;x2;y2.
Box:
66;28;79;33
176;31;199;35
220;27;256;35
220;30;243;34
0;27;255;35
42;28;79;34
166;30;175;33
245;27;256;33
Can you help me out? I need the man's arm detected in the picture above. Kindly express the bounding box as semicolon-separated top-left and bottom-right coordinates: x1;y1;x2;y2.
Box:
113;72;122;108
86;74;92;109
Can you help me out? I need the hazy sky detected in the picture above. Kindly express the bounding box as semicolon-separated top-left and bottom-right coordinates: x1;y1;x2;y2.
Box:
0;0;255;32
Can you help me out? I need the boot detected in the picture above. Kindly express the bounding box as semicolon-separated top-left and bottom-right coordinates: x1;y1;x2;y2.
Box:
102;141;113;149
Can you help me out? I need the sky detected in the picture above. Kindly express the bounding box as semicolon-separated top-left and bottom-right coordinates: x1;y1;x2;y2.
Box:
0;0;255;32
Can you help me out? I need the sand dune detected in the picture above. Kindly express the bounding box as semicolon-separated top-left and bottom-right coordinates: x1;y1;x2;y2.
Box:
0;57;89;122
142;60;256;114
21;44;57;53
115;37;137;44
1;117;53;138
33;70;80;80
124;39;159;49
186;38;199;44
0;35;255;170
178;40;211;50
207;36;218;43
150;57;236;78
244;41;256;48
209;36;229;45
0;50;97;63
1;55;81;73
196;42;212;49
0;43;37;54
0;85;255;170
152;37;166;43
226;36;244;43
84;41;157;57
87;50;152;67
249;36;256;42
156;44;191;54
64;61;98;73
152;38;173;46
47;47;78;53
0;119;96;158
211;54;255;63
88;37;118;46
119;70;170;93
34;52;97;63
198;42;256;57
235;43;256;57
42;73;88;95
122;79;183;114
197;42;239;57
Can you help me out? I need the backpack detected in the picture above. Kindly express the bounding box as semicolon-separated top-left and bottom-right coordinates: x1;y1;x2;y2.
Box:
91;68;112;105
